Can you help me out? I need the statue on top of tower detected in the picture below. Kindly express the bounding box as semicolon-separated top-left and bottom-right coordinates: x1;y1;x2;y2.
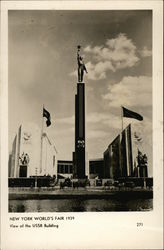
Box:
77;45;88;82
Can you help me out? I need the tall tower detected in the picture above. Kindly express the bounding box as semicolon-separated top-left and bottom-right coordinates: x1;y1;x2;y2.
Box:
73;46;87;179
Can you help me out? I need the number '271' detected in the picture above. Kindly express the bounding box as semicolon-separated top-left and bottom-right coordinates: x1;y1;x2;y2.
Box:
137;222;143;227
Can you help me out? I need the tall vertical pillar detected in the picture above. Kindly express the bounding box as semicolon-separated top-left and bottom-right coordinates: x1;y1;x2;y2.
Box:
73;82;86;179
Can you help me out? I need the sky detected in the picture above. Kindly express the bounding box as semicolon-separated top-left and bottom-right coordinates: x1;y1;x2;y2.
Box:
8;10;152;175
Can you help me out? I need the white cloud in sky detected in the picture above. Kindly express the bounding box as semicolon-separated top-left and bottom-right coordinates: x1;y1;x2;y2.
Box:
86;130;109;139
84;33;139;80
103;75;152;108
86;112;121;130
85;61;113;80
55;112;121;132
70;34;152;81
139;46;152;57
52;74;152;168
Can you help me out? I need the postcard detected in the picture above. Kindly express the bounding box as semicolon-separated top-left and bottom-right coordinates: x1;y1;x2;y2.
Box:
0;1;163;249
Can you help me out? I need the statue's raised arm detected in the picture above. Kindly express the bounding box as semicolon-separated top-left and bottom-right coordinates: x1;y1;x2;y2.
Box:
77;45;88;83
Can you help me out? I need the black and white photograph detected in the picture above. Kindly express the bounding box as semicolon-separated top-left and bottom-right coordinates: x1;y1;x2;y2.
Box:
8;9;153;213
0;1;163;249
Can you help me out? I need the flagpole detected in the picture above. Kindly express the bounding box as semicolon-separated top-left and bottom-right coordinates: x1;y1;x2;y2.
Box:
121;106;123;132
50;118;58;154
39;105;44;175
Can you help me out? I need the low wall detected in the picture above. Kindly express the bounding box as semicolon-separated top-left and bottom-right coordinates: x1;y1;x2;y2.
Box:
9;187;153;200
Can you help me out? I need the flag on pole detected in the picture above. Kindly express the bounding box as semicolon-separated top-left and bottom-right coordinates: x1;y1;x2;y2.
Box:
43;107;51;127
122;106;143;121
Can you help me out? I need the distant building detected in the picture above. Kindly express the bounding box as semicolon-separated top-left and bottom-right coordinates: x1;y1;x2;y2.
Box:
89;158;104;179
57;160;73;179
9;123;57;178
103;124;148;179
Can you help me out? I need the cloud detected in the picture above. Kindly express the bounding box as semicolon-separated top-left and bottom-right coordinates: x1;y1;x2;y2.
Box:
140;46;152;57
86;112;121;130
55;112;121;131
56;115;74;125
85;61;113;80
54;112;121;144
102;76;152;108
86;130;109;139
83;33;139;80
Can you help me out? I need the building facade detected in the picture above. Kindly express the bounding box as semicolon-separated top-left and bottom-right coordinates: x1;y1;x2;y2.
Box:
104;135;121;179
103;124;148;179
57;160;73;179
9;123;57;178
89;158;104;179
